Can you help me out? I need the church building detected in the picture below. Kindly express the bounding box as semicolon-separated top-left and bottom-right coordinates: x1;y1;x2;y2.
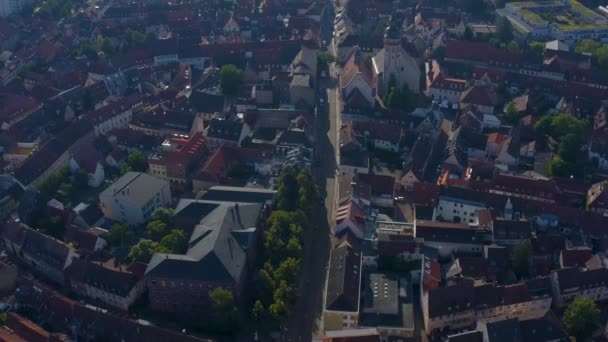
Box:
372;15;421;96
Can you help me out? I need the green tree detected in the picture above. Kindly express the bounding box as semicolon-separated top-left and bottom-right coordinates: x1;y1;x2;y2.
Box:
506;40;520;53
529;41;545;53
151;207;173;224
496;16;514;43
296;169;318;213
128;239;169;262
37;167;70;196
73;168;89;188
219;64;243;96
40;216;65;239
575;39;602;55
558;133;583;162
127;151;147;172
274;257;301;284
268;298;289;322
273;280;297;308
252;299;265;321
384;87;398;109
546;155;581;177
123;29;148;51
59;182;73;194
257;268;275;292
562;297;601;340
276;167;299;211
106;223;132;246
286;236;303;258
504;101;519;123
209;287;238;332
550;113;586;137
317;51;337;70
594;45;608;68
534;114;553;135
147;220;169;241
120;163;132;175
159;229;187;253
77;40;98;59
511;240;532;279
264;210;307;260
101;38;116;56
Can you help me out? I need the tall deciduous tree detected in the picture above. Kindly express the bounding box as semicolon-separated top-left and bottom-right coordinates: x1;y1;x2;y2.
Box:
147;220;169;241
151;207;173;224
276;167;299;211
209;287;238;332
106;223;132;246
511;240;532;279
127;151;148;172
296;169;318;213
562;297;600;340
128;239;168;262
159;229;187;253
219;64;243;96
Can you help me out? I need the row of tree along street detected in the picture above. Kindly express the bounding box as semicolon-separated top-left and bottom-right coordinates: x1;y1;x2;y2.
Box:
251;167;319;331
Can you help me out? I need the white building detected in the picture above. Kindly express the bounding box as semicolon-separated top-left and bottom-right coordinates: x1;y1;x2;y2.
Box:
99;172;172;225
0;0;33;17
421;278;552;335
67;259;146;311
18;226;79;285
434;195;484;225
90;96;144;136
415;221;485;257
69;157;105;188
550;267;608;307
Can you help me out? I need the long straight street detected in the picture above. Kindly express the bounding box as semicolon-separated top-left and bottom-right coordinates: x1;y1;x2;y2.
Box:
282;60;341;341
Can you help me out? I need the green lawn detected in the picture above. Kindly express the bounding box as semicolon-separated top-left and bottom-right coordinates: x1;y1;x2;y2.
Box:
521;9;544;23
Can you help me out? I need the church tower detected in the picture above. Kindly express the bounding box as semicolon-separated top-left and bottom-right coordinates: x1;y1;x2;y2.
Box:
377;13;421;96
504;198;513;220
382;15;403;93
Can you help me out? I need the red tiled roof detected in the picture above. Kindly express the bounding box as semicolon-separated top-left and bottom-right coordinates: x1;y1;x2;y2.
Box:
5;313;50;342
491;173;560;200
355;173;395;195
340;49;375;90
486;132;509;145
194;143;271;182
560;247;593;268
63;225;99;251
0;93;41;122
17;277;210;342
460;84;496;107
1;221;26;246
352;121;403;145
411;182;440;206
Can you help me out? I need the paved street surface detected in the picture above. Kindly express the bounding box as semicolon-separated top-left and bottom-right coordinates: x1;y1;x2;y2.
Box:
279;2;340;340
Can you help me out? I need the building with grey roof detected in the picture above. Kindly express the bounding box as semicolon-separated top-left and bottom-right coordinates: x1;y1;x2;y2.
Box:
360;273;415;338
99;172;172;225
323;233;363;331
145;201;264;314
199;186;275;205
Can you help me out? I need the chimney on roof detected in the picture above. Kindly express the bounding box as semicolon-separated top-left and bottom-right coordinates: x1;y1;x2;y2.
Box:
234;203;242;226
353;48;361;65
